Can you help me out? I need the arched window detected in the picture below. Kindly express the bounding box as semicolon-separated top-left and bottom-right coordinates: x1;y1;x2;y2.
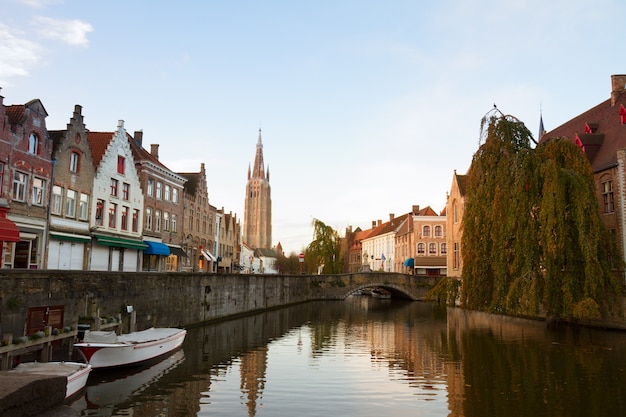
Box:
434;225;443;237
423;225;431;237
417;243;425;255
429;243;437;255
28;133;38;154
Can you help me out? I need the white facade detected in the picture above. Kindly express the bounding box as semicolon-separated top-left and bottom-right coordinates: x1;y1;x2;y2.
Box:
89;121;145;271
362;231;396;272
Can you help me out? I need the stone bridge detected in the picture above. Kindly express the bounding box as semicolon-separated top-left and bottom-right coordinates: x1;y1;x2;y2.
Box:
309;272;441;300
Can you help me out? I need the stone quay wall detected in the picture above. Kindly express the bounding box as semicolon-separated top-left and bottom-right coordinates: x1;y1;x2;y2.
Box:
0;270;434;338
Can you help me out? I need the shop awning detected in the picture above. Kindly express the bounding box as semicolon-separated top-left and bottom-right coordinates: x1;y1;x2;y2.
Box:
50;231;91;243
168;245;187;257
94;234;148;250
143;241;170;256
0;217;20;242
403;257;415;268
201;249;217;262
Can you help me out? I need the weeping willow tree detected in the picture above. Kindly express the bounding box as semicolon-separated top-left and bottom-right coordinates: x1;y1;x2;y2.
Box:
306;218;343;274
460;110;621;319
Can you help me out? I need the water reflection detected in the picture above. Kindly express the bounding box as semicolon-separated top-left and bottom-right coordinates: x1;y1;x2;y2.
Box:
67;298;626;417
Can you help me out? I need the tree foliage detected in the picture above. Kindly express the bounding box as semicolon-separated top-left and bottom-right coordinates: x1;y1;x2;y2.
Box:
460;110;621;319
306;218;343;274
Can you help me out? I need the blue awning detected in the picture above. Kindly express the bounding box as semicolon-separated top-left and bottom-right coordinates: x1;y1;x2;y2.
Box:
143;241;171;256
403;257;415;268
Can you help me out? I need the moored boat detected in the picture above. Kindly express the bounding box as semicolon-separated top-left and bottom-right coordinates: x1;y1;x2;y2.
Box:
74;327;186;369
8;361;92;399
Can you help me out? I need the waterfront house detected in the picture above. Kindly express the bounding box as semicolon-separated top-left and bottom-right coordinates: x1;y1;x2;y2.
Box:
540;74;626;282
128;132;187;271
47;105;95;270
412;206;447;277
446;170;467;279
87;121;145;271
1;95;54;269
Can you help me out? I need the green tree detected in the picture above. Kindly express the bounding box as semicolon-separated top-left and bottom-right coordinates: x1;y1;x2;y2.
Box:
306;218;343;274
460;109;621;319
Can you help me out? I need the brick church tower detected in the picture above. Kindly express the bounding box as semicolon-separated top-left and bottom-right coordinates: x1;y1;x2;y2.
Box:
243;129;272;250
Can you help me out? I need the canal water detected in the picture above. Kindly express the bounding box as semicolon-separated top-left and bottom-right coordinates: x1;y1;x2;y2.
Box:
67;296;626;417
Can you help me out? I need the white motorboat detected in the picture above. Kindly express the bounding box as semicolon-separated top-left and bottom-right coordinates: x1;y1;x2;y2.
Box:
9;361;92;399
74;327;186;369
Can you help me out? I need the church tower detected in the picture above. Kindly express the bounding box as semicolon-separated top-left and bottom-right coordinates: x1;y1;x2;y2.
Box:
243;129;272;250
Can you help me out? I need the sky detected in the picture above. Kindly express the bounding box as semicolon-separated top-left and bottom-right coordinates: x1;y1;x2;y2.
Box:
1;0;624;255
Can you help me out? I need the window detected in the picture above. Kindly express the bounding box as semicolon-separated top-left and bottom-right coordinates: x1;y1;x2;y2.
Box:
28;133;38;154
441;243;447;255
66;189;77;218
429;243;437;255
95;199;104;225
155;210;161;232
453;242;460;270
79;193;89;220
117;156;125;174
164;212;170;231
70;152;79;173
156;182;162;199
146;208;152;231
122;183;130;200
172;188;178;203
31;177;45;206
423;225;431;237
434;225;443;238
0;163;3;196
171;213;177;232
110;178;118;197
453;202;459;224
164;185;171;201
603;180;614;213
51;185;63;215
417;243;425;255
189;209;193;231
132;209;139;232
147;178;154;197
109;203;117;228
121;206;129;230
12;171;27;202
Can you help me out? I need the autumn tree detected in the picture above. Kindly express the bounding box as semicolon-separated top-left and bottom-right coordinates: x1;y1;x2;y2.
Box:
306;218;343;274
460;110;621;319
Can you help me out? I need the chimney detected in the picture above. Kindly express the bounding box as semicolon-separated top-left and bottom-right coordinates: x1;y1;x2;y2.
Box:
134;130;143;146
372;221;376;229
377;219;382;227
389;213;395;222
611;74;626;106
412;205;420;215
150;144;159;159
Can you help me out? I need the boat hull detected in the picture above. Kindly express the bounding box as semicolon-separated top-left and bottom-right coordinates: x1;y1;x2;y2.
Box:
74;328;186;369
8;361;92;399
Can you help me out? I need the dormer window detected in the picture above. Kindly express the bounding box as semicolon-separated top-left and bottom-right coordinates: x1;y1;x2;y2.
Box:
28;133;38;154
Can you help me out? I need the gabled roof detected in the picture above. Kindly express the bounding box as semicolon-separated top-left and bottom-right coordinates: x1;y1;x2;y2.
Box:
128;137;169;171
5;105;25;125
541;91;626;172
415;206;438;216
455;173;469;197
87;131;115;167
255;247;277;257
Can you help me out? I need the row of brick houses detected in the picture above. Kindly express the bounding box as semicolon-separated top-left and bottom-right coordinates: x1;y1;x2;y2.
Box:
0;92;240;272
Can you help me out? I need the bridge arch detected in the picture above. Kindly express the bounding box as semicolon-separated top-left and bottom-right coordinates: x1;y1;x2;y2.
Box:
343;283;418;300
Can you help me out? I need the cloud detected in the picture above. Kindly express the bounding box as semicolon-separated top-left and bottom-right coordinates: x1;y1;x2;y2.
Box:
19;0;61;8
33;16;93;47
0;24;41;84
